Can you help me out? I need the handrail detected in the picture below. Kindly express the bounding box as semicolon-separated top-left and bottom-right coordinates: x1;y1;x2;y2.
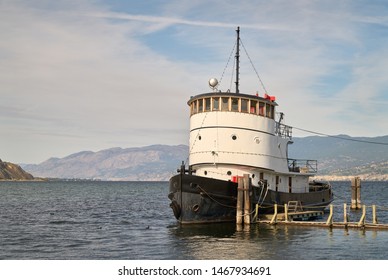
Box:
275;122;292;140
288;158;318;173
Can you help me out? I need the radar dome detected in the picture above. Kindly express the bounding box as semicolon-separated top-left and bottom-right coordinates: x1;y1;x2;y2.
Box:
208;78;218;89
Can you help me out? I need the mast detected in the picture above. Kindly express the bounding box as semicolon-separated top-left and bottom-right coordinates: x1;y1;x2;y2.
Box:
235;26;240;94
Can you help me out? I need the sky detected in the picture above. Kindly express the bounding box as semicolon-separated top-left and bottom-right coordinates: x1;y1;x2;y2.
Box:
1;0;388;164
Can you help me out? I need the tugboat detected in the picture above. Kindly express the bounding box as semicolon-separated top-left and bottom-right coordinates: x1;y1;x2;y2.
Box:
168;27;333;224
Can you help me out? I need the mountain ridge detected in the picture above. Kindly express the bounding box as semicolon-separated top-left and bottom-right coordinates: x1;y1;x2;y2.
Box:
22;144;188;181
20;135;388;181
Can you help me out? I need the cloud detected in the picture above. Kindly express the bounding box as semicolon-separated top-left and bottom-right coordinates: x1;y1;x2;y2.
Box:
1;0;387;163
0;1;193;162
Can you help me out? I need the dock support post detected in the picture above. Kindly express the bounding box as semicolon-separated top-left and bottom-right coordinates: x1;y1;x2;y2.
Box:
372;205;378;224
236;177;244;224
270;204;278;224
243;174;251;225
357;178;362;209
351;177;361;210
252;204;259;223
284;203;289;222
326;204;333;226
343;203;348;226
358;205;366;227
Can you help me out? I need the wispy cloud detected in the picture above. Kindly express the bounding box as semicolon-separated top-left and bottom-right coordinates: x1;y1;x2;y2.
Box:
87;11;294;32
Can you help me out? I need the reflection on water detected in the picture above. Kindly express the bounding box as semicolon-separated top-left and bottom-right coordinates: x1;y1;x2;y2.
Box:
168;221;388;260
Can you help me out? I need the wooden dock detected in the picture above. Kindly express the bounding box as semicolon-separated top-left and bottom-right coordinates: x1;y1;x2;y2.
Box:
257;219;388;230
255;203;388;231
236;175;388;231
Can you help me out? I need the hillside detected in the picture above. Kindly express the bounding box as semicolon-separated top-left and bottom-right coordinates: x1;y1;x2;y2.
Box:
0;159;34;180
21;136;388;181
289;135;388;180
22;145;188;181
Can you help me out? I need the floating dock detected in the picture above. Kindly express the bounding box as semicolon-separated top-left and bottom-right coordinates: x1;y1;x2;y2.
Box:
255;203;388;231
236;176;388;231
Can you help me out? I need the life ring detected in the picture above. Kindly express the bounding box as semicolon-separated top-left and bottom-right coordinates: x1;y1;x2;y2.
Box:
170;200;181;219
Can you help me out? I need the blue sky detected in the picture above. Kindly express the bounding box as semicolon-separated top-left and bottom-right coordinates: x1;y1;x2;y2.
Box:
1;0;388;163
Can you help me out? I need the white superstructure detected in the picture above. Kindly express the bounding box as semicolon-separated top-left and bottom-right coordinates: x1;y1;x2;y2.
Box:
188;92;317;194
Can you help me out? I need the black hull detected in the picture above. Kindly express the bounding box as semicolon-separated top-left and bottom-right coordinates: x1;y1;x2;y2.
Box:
168;174;333;224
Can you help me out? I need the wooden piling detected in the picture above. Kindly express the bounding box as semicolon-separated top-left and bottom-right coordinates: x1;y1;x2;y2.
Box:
270;204;278;224
243;174;251;225
326;204;333;226
236;177;244;224
255;204;259;222
351;177;361;210
358;204;366;227
284;203;289;222
372;205;378;224
343;203;348;225
356;178;362;209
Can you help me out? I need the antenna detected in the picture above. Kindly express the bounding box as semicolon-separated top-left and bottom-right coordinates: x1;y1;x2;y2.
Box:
235;26;240;94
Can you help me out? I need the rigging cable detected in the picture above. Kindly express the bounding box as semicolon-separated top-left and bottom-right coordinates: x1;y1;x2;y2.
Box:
218;41;236;88
240;39;268;94
292;126;388;146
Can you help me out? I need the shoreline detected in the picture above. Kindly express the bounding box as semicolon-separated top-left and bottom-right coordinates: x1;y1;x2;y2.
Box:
314;175;388;182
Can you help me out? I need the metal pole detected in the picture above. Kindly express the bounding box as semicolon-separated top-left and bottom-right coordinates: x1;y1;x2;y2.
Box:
235;26;240;94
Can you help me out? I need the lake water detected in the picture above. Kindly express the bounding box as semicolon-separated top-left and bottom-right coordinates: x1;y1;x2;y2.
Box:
0;181;387;260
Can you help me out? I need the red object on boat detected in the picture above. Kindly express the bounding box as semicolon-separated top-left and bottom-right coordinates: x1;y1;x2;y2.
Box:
231;176;243;183
264;93;276;102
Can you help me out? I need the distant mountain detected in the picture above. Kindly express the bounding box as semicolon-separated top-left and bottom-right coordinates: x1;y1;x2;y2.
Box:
22;145;188;181
0;159;34;180
289;135;388;180
21;136;388;181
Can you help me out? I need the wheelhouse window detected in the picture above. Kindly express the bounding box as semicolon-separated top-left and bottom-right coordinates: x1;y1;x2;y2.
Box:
190;95;276;119
266;103;271;118
198;99;203;112
231;98;239;112
213;97;220;111
191;101;197;115
221;97;229;111
241;99;249;113
259;102;265;116
204;98;211;112
250;100;257;114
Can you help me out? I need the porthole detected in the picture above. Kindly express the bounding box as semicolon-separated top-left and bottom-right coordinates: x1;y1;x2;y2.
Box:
231;135;237;140
192;204;200;212
227;171;232;176
252;174;255;178
198;135;202;140
204;171;207;175
254;137;261;144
